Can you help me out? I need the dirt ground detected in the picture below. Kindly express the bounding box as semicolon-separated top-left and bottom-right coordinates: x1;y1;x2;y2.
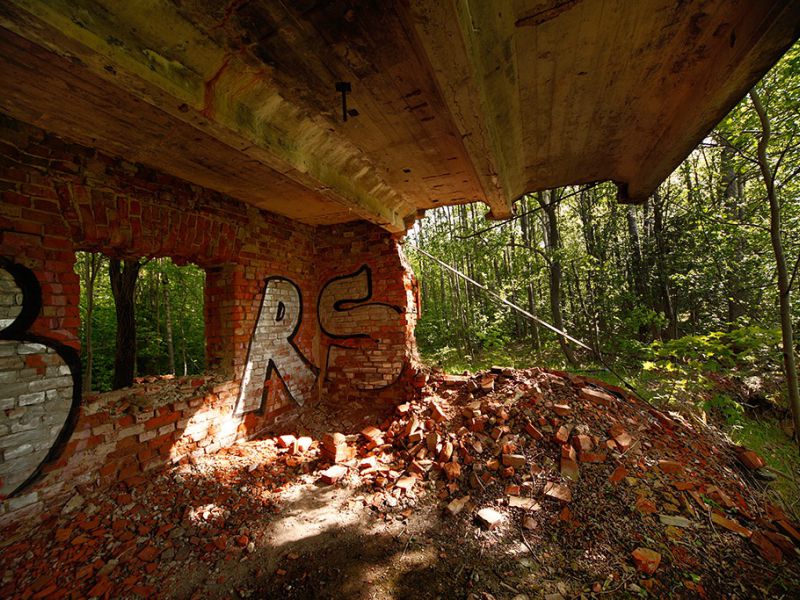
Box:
2;369;799;599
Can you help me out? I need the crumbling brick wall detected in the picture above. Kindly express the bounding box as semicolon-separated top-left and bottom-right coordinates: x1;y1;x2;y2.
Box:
316;222;420;405
0;114;418;523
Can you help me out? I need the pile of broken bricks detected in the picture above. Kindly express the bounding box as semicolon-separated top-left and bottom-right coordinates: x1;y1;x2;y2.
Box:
306;367;800;595
0;434;330;599
1;367;798;598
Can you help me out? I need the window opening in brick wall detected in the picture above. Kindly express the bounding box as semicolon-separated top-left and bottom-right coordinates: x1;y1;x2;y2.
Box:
76;253;206;392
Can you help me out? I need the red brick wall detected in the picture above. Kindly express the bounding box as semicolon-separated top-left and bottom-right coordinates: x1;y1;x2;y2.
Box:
0;114;418;523
315;222;420;406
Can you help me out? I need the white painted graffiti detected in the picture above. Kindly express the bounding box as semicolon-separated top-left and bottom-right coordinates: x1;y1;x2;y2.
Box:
234;277;317;414
0;262;80;498
234;266;406;414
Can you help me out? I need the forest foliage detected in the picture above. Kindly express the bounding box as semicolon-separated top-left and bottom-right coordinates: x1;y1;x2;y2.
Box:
76;255;205;393
407;44;800;484
409;44;799;372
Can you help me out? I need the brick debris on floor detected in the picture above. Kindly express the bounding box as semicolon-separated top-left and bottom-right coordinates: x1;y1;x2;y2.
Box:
2;368;799;599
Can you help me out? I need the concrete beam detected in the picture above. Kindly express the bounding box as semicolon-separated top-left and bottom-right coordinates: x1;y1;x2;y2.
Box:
0;0;413;231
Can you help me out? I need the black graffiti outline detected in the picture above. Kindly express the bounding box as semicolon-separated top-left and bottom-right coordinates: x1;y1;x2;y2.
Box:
0;258;41;337
0;258;82;498
317;265;401;340
317;264;404;390
233;276;319;416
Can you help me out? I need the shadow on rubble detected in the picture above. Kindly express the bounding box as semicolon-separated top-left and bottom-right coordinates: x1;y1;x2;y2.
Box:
158;452;612;600
152;464;466;599
164;471;523;600
8;373;800;600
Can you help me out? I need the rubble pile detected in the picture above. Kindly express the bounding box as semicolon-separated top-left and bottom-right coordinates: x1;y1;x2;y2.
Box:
0;439;308;599
312;367;800;596
1;368;798;598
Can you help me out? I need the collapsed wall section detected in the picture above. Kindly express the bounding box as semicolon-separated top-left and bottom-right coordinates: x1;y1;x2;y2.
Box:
0;114;418;524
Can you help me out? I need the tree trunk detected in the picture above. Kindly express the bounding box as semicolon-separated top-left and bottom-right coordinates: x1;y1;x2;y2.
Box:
178;310;189;376
719;139;747;326
652;189;677;339
527;281;541;350
163;274;176;375
109;258;141;390
82;253;101;392
626;205;649;340
750;89;800;445
538;190;576;365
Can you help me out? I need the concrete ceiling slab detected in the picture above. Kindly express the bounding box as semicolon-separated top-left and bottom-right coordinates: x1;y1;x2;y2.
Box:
0;1;797;230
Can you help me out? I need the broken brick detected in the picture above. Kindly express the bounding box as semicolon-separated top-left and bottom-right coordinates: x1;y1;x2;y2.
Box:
524;421;544;440
446;495;470;516
737;450;766;470
751;531;783;564
508;496;539;510
296;436;312;453
1;363;789;598
408;460;429;476
469;417;486;432
438;441;454;462
552;404;571;416
631;547;661;574
476;507;504;529
360;426;383;443
395;476;416;491
359;456;378;470
572;434;593;452
579;451;607;463
711;512;752;538
403;416;420;438
554;426;570;444
322;432;345;447
776;519;800;544
426;432;440;454
490;426;508;440
560;457;579;481
580;387;614;406
137;546;159;562
502;454;526;469
560;444;576;460
276;435;296;449
319;465;348;485
608;424;633;450
430;402;447;423
442;462;461;481
763;531;796;555
543;482;572;503
479;375;496;392
657;460;683;476
609;465;628;485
